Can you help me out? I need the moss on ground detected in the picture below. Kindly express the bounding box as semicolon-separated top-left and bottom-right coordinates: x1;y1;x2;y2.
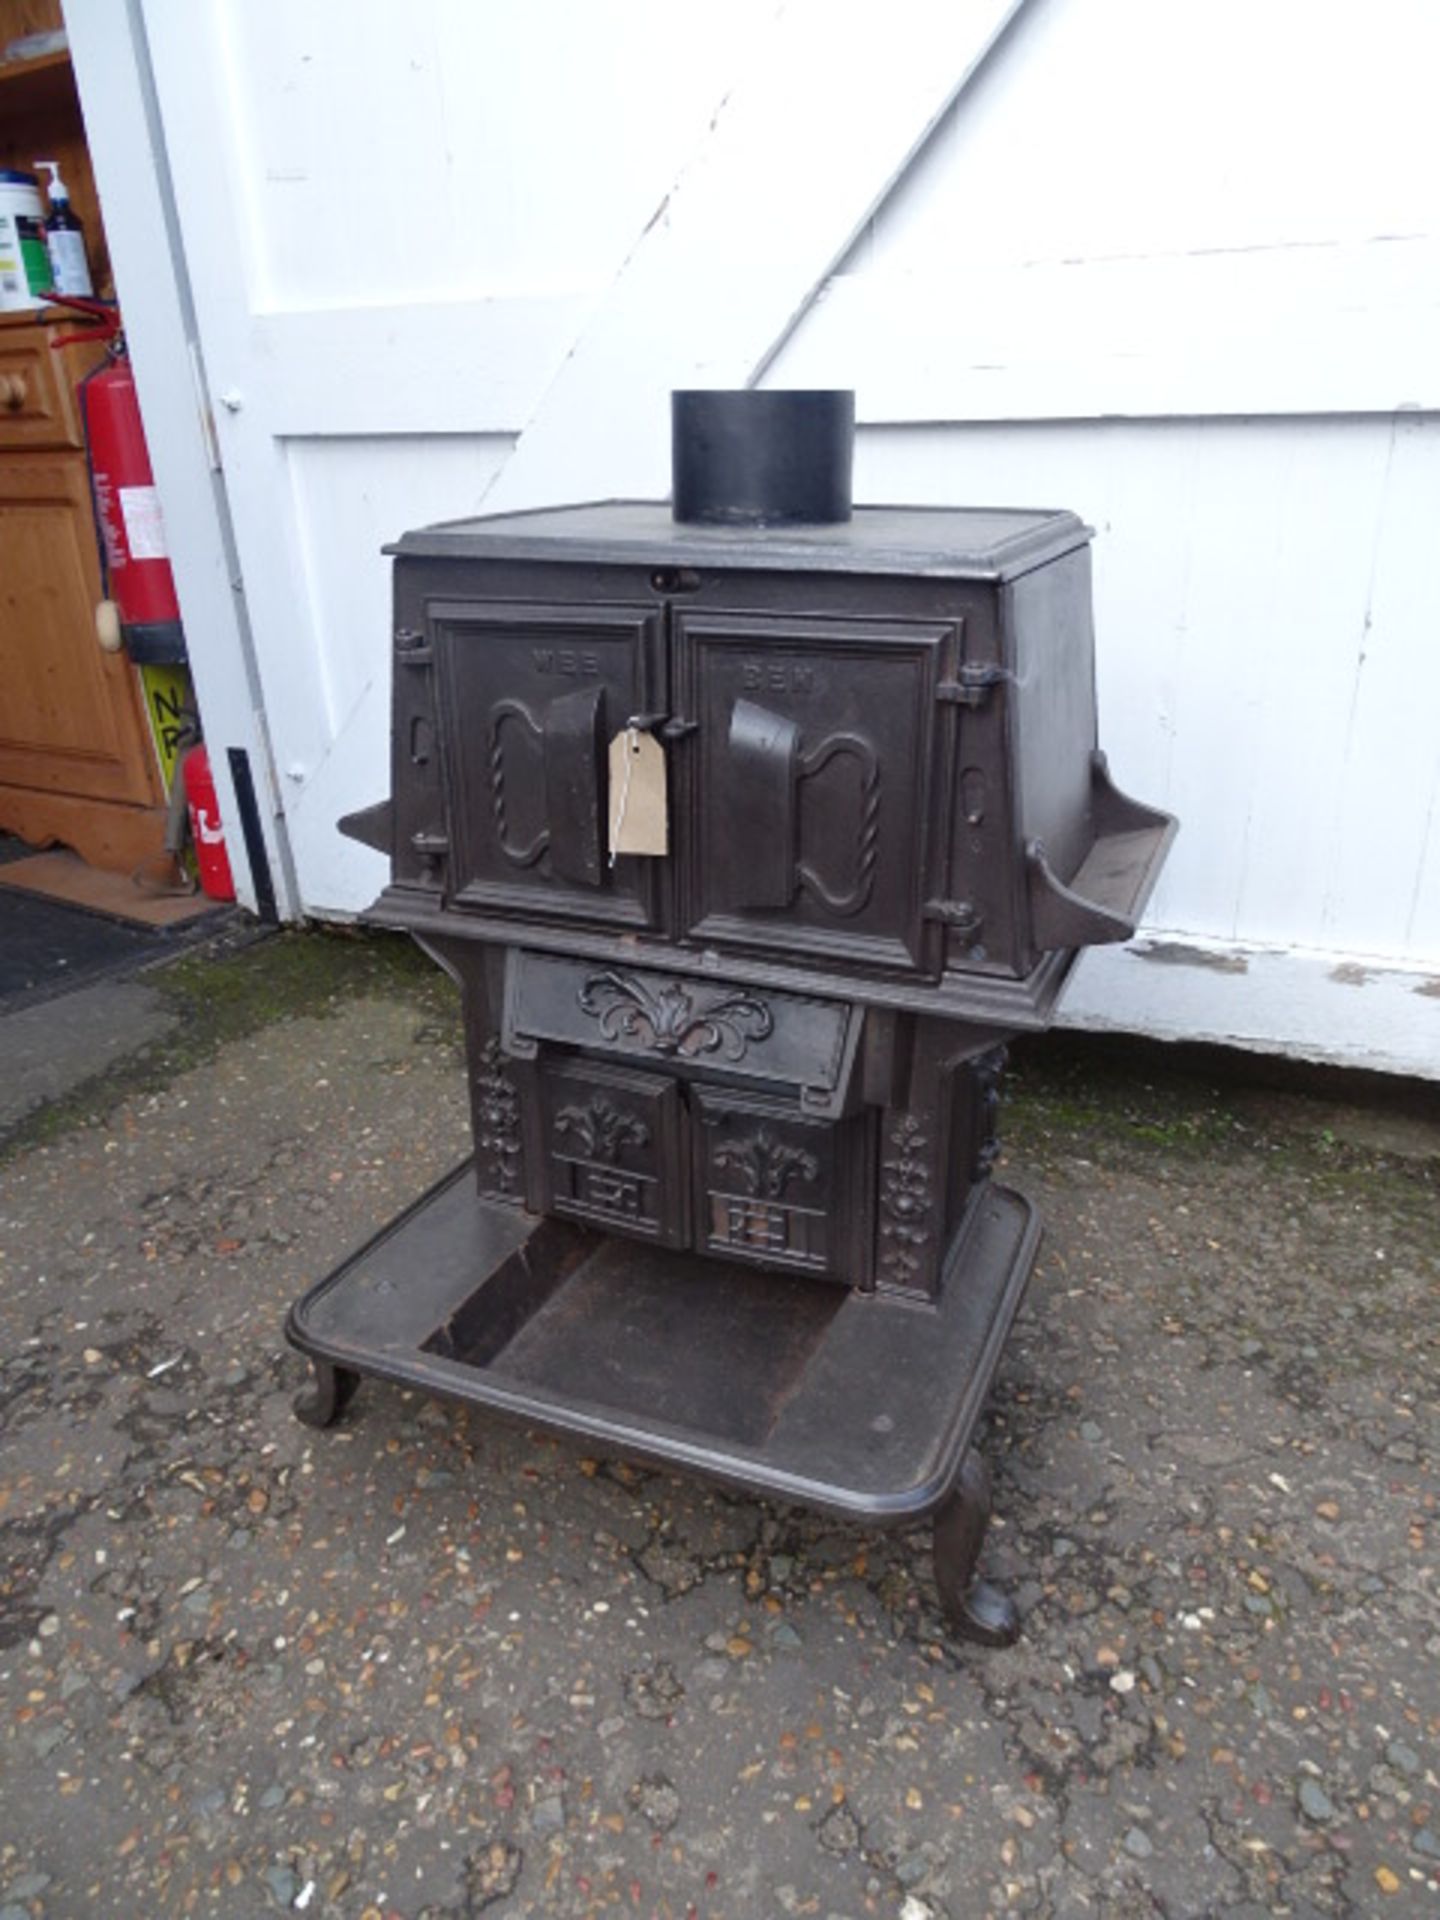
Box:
1005;1038;1439;1227
1;925;460;1165
1005;1053;1248;1158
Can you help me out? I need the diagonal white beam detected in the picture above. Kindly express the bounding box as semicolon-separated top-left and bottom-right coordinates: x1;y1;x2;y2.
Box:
482;0;1027;513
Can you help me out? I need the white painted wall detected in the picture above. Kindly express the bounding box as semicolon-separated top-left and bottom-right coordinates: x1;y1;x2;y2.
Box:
69;0;1440;1072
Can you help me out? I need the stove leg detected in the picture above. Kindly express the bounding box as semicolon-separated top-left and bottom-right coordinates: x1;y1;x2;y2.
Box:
294;1359;361;1429
933;1448;1020;1647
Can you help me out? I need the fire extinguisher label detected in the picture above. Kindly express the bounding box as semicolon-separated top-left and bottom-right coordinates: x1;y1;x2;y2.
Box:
118;484;169;561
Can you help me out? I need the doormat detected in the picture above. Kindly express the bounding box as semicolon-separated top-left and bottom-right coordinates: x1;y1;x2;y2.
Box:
0;886;164;1008
0;850;222;929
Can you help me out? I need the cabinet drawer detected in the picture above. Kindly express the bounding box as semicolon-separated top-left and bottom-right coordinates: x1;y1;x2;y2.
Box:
0;328;82;450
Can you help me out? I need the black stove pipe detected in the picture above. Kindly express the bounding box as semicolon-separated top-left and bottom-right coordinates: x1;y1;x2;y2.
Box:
671;389;854;526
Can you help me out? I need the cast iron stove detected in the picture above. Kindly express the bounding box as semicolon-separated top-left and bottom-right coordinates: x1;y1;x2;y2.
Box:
287;392;1175;1643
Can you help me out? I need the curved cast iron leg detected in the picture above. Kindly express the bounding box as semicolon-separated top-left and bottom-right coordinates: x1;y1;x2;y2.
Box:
294;1359;362;1429
933;1448;1020;1647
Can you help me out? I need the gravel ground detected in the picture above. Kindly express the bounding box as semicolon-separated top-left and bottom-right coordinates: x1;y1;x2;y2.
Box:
0;932;1436;1919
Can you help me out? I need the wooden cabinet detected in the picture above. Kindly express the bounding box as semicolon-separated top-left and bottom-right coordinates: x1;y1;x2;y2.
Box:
0;439;158;788
0;319;166;869
0;7;166;869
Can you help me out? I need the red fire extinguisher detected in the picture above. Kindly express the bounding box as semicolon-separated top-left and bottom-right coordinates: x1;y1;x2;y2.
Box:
182;743;235;902
49;296;183;657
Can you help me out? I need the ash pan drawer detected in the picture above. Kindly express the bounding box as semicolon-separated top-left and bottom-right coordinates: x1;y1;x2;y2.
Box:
502;950;862;1117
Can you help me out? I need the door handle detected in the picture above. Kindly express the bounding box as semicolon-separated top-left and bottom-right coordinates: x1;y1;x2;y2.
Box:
489;685;608;886
795;731;879;916
723;699;880;919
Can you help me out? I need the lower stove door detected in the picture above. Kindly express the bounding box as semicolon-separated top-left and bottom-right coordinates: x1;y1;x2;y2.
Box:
537;1057;689;1250
533;1056;872;1286
692;1085;872;1284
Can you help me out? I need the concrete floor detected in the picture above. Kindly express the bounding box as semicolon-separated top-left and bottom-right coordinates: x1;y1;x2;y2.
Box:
0;930;1436;1920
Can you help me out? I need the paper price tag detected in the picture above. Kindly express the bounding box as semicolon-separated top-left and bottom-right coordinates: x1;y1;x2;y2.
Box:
607;727;668;859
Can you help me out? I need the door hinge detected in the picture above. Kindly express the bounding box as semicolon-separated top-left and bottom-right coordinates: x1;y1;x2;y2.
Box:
937;663;1006;708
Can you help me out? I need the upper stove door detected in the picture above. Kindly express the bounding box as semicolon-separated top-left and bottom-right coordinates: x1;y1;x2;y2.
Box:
675;611;958;979
432;600;665;931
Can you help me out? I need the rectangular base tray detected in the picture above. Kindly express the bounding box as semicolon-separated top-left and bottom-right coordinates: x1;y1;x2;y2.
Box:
286;1162;1039;1525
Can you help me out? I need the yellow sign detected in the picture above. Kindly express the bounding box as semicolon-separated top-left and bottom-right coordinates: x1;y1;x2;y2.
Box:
140;663;195;788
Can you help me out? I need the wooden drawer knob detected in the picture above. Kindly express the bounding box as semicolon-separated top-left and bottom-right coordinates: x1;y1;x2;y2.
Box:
0;373;27;411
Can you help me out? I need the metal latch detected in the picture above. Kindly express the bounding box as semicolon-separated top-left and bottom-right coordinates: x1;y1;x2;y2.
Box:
923;896;984;939
627;711;698;742
410;830;449;875
937;663;1006;709
395;628;433;665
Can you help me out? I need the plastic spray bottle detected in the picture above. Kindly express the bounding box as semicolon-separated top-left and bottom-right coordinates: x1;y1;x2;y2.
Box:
33;160;93;298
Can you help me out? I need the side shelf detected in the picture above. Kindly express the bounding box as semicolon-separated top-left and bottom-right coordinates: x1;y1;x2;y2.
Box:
1026;752;1177;950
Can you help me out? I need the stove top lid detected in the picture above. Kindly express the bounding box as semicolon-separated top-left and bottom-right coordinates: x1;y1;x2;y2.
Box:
387;500;1090;581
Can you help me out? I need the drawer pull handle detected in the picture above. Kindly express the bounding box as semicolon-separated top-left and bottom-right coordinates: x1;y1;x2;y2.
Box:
0;373;26;411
